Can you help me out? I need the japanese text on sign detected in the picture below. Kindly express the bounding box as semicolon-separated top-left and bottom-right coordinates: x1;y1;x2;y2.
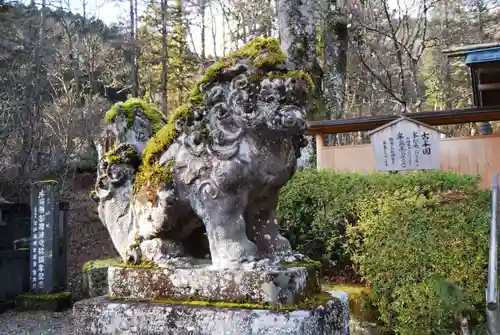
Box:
371;118;441;172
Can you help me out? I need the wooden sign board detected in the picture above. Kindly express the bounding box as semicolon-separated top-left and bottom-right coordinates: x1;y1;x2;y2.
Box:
367;116;443;172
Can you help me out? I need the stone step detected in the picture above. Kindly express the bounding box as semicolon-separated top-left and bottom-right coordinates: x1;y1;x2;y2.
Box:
108;262;320;306
73;294;349;335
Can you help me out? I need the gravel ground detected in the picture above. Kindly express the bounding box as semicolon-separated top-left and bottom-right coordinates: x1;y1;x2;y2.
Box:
0;310;73;335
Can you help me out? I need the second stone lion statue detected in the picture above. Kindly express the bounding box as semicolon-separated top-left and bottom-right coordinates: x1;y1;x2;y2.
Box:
91;37;312;269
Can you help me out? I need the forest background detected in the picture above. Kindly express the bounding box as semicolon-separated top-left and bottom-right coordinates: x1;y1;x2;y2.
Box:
0;0;499;188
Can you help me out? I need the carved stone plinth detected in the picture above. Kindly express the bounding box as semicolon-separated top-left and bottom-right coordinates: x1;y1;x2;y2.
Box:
82;259;119;298
73;295;350;335
108;263;320;306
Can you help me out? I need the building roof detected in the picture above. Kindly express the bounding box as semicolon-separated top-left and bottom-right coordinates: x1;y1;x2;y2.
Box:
443;42;500;57
366;116;444;136
464;47;500;65
306;105;500;135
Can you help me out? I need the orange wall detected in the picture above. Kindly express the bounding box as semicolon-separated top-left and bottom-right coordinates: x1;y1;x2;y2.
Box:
317;134;500;189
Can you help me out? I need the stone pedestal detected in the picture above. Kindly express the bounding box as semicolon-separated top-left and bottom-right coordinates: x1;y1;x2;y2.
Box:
108;263;319;306
73;263;350;334
73;295;349;335
82;258;119;298
15;291;72;312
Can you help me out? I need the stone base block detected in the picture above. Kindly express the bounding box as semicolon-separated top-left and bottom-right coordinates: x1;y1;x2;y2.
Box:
73;294;349;335
82;258;119;298
109;263;319;306
14;291;72;312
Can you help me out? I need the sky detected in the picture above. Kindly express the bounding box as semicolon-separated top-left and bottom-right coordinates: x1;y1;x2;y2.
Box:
29;0;409;57
65;0;220;55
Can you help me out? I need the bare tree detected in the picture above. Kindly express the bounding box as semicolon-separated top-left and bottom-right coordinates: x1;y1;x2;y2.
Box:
350;0;437;113
130;0;139;96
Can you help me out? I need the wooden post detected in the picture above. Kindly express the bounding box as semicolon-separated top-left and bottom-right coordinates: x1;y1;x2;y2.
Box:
315;133;325;170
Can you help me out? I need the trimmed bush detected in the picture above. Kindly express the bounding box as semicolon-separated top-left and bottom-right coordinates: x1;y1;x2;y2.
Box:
277;169;491;334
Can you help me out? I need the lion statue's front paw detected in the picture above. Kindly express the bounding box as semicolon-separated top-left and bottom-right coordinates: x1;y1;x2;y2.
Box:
139;238;184;263
124;243;142;264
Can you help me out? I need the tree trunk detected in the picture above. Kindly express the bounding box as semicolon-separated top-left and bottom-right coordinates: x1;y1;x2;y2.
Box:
209;3;217;59
442;0;452;110
323;0;348;123
130;0;139;97
277;0;321;96
21;0;46;174
200;0;206;69
135;0;140;96
277;0;321;167
222;8;227;55
160;0;168;113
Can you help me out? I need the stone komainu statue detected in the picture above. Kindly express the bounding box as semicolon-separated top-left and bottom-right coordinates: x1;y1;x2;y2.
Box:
91;37;312;269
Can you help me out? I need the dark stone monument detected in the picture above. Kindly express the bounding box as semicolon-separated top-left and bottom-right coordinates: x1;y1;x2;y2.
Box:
29;181;68;292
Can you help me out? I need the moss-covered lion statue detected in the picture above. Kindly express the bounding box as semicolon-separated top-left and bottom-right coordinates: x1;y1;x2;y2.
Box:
91;37;313;268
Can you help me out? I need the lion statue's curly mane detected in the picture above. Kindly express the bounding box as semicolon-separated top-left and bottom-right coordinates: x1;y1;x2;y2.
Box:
92;37;313;269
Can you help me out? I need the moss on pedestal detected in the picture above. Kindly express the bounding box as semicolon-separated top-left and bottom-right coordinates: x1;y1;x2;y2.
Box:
19;291;71;301
112;261;160;270
108;290;338;312
15;291;73;311
83;257;120;273
280;258;322;271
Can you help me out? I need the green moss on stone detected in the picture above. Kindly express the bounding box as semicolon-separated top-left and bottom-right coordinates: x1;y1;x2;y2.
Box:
198;60;234;86
112;261;160;270
105;98;167;134
140;37;308;167
195;37;286;88
231;37;286;68
18;291;72;301
297;291;338;310
134;160;174;202
108;290;337;311
141;106;193;167
280;258;322;270
136;37;314;194
268;70;315;93
103;144;137;166
83;257;121;273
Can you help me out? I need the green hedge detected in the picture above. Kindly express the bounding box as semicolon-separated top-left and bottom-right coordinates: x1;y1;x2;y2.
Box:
277;169;491;334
